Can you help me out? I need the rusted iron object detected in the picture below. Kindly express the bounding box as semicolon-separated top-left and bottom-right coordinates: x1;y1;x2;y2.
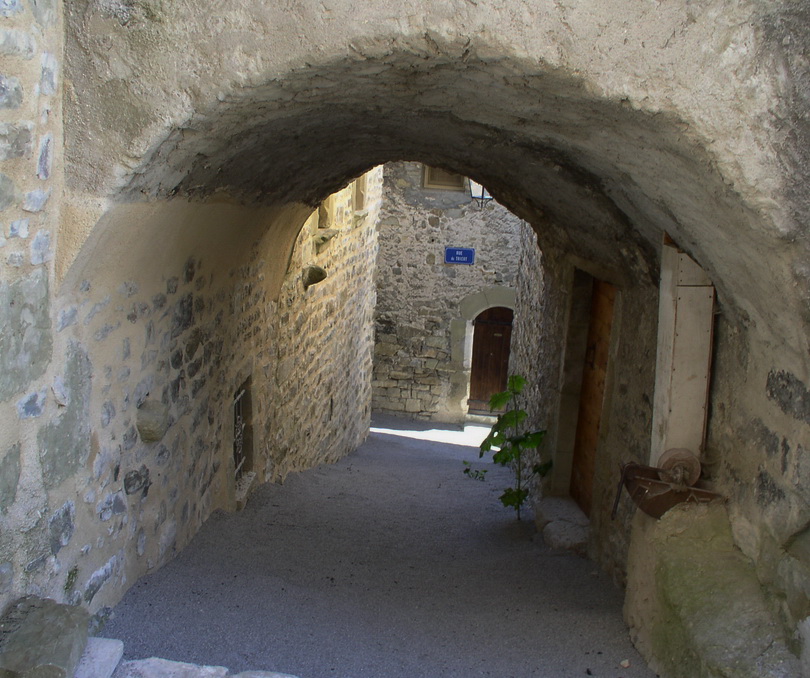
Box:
611;461;723;520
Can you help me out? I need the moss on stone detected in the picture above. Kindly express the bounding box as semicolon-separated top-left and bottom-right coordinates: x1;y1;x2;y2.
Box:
64;566;78;593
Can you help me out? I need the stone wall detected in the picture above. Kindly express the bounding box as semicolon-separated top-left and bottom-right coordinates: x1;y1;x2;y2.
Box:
270;176;382;478
0;168;382;615
372;162;529;423
509;235;567;458
705;314;810;654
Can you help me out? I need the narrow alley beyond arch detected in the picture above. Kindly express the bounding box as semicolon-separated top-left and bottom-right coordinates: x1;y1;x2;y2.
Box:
103;415;654;678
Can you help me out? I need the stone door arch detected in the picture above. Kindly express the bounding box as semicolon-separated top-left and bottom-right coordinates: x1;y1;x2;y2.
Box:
447;287;516;423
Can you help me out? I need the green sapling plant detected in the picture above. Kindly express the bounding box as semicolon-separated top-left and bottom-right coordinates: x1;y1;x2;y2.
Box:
462;461;488;481
478;374;551;520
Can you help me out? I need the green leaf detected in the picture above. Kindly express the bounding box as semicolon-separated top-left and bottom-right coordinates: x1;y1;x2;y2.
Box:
510;432;530;448
488;390;512;411
499;487;529;510
475;374;543;518
522;430;546;449
507;374;527;394
489;418;510;435
499;409;527;430
480;430;506;455
492;448;513;466
532;460;553;477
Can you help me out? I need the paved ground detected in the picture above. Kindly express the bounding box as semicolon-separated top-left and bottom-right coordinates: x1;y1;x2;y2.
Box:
103;414;657;678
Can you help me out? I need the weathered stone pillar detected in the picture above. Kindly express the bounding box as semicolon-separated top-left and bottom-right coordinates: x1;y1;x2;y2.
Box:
0;0;63;612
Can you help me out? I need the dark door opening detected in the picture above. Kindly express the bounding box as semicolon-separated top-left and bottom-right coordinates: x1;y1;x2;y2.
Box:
468;306;514;414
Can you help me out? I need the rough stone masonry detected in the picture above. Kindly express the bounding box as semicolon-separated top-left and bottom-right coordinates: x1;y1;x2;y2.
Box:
372;161;532;423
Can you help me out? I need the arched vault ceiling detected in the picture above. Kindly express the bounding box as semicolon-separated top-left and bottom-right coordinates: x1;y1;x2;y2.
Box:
64;0;810;361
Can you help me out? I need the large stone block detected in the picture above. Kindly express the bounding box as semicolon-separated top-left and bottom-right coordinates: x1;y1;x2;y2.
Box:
0;268;52;401
38;342;91;490
0;122;33;160
136;400;169;443
542;520;588;557
48;501;75;555
0;596;90;678
625;504;801;678
114;658;300;678
0;29;36;59
0;75;22;109
535;496;589;529
75;637;123;678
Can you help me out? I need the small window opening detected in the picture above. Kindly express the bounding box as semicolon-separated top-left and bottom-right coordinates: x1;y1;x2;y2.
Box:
422;165;466;191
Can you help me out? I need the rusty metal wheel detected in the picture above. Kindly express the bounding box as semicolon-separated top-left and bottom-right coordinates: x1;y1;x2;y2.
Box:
658;448;701;486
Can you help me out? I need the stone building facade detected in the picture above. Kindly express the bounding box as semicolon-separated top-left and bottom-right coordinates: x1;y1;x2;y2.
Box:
372;162;532;423
0;2;809;676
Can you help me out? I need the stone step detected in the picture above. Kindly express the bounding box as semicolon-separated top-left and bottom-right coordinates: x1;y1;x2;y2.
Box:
76;638;124;678
534;497;590;556
112;657;299;678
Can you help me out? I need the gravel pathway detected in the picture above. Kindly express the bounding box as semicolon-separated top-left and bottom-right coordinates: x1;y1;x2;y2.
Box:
103;414;657;678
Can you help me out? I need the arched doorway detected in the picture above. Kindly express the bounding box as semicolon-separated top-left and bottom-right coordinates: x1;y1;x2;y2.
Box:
467;307;514;415
446;287;516;423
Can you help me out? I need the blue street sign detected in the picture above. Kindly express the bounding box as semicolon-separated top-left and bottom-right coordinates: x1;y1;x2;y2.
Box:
444;247;476;265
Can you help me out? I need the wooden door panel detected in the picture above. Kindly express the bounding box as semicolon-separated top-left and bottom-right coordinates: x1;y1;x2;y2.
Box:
569;280;616;516
468;307;513;413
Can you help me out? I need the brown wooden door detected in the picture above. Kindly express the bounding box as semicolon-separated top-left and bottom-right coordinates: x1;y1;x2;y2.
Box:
569;280;616;516
468;307;513;414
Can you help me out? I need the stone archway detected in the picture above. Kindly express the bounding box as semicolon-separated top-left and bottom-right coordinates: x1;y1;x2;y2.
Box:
1;4;808;674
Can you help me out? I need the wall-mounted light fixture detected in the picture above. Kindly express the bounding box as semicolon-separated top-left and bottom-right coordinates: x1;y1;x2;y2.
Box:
468;179;493;208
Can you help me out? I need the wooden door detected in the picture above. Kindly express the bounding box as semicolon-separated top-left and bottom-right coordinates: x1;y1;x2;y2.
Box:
569;280;616;516
468;307;513;414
